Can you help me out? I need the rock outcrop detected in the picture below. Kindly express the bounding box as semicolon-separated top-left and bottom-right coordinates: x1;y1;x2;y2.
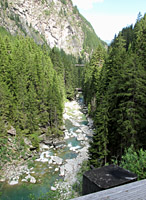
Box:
0;0;104;56
0;0;103;57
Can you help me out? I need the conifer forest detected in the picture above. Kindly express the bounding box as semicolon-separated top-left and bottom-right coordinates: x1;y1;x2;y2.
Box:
0;27;79;166
0;0;146;197
84;14;146;171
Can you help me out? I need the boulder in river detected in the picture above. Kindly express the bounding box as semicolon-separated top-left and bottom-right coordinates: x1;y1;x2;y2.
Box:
64;130;70;139
8;177;19;185
59;166;65;176
21;178;28;182
70;146;81;152
25;174;36;183
77;133;85;141
51;156;63;165
51;186;57;191
35;151;51;162
76;129;82;133
55;168;59;172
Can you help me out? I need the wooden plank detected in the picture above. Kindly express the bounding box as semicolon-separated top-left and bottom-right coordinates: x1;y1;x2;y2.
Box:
72;179;146;200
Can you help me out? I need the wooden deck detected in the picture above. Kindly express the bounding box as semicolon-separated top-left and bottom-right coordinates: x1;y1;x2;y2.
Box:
72;179;146;200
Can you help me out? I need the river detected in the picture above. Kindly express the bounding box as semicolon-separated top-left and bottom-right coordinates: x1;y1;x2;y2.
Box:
0;93;94;200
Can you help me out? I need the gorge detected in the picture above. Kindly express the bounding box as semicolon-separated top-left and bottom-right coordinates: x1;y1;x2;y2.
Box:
0;93;94;200
0;0;146;199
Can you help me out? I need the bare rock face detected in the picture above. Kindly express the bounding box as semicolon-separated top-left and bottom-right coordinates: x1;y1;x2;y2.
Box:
0;0;88;56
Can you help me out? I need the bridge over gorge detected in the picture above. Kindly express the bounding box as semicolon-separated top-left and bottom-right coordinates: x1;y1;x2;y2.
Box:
75;64;85;67
75;88;82;92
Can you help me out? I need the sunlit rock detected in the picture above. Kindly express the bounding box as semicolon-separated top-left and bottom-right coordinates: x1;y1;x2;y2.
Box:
70;145;81;152
8;177;19;185
39;143;50;150
59;166;65;176
55;168;59;172
25;174;36;183
76;129;82;133
0;177;5;182
77;133;85;141
52;156;63;165
51;186;56;191
35;151;51;162
21;178;27;182
64;130;70;139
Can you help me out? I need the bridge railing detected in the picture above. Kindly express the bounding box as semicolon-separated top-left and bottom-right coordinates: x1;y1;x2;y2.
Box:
71;179;146;200
75;64;85;67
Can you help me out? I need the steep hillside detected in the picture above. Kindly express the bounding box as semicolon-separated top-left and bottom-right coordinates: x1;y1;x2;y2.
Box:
85;14;146;169
0;0;105;56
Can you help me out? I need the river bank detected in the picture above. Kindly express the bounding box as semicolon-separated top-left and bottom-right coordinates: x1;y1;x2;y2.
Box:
0;95;94;199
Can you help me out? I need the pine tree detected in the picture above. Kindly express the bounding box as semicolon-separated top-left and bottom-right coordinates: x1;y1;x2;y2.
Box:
89;94;109;167
83;46;105;113
88;14;146;167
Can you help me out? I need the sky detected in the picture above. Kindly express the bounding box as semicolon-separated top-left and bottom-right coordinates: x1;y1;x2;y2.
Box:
72;0;146;42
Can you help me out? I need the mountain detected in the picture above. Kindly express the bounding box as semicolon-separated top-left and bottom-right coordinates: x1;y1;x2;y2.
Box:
105;40;111;45
0;0;105;56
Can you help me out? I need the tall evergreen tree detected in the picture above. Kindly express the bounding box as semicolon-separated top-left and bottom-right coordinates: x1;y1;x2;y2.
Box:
83;45;105;114
88;15;146;166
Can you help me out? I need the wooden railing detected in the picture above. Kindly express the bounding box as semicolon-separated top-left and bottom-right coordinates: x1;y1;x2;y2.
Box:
71;179;146;200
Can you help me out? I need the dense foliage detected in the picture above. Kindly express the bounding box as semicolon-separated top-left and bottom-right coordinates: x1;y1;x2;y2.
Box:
0;27;78;163
49;47;78;100
117;146;146;180
84;13;146;169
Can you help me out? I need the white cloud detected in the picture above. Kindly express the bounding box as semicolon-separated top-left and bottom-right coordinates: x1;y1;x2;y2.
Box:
72;0;104;10
82;13;137;41
72;0;137;41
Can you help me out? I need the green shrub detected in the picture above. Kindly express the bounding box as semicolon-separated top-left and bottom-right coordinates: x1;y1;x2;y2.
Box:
30;133;40;151
51;127;63;137
73;6;78;14
117;146;146;180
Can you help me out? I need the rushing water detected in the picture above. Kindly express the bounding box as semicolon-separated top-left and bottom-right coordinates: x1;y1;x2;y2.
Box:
0;94;93;200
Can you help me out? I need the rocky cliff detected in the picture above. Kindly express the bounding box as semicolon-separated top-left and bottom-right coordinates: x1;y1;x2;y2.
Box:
0;0;105;56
